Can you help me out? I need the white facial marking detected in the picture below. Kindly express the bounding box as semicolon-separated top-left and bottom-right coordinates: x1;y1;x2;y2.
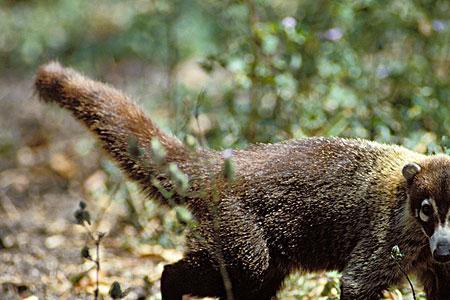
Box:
446;207;450;227
419;210;430;222
429;198;439;213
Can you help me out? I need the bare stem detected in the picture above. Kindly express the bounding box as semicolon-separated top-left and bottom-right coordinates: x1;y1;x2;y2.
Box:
94;239;100;300
82;221;96;241
393;260;416;300
82;221;104;300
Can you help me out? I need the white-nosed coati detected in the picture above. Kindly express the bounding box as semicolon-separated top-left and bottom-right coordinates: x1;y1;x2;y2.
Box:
35;62;450;300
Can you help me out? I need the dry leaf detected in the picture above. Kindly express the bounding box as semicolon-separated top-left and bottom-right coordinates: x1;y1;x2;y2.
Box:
49;153;77;178
135;244;183;263
45;235;66;249
84;170;107;194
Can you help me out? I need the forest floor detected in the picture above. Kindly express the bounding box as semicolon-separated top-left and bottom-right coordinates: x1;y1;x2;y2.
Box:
0;74;419;300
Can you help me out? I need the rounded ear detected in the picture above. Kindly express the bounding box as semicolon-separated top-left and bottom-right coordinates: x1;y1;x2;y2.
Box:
402;163;421;181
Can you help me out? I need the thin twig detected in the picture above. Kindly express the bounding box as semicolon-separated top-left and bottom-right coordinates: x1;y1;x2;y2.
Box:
189;106;234;299
393;260;416;300
82;221;96;242
94;238;100;300
82;220;105;300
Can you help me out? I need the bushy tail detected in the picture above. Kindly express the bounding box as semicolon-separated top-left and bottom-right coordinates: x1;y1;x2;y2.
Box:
35;62;217;204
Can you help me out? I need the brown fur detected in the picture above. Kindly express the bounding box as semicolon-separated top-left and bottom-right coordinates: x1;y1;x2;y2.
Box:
35;62;450;299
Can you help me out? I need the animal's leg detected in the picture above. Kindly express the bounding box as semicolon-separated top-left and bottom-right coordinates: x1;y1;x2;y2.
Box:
340;243;403;300
418;263;450;300
243;269;287;300
160;251;226;300
160;250;282;300
162;198;277;299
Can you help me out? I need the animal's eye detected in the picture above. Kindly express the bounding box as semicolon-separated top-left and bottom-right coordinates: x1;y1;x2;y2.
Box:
419;199;433;222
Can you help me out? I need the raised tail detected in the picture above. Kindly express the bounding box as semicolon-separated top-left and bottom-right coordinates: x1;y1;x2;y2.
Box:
35;62;218;204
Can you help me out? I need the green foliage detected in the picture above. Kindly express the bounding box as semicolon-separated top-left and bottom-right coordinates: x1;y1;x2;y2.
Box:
168;162;189;194
427;135;450;155
194;1;449;147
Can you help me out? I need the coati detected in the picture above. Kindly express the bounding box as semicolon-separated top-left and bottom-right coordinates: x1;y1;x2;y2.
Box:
35;62;450;300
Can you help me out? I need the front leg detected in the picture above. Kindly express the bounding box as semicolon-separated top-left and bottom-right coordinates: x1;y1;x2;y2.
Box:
418;263;450;300
340;243;403;300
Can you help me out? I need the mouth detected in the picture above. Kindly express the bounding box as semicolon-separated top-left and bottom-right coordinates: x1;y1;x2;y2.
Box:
433;243;450;263
433;252;450;263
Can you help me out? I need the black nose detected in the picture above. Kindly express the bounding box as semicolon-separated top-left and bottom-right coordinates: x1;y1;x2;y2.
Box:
433;240;450;263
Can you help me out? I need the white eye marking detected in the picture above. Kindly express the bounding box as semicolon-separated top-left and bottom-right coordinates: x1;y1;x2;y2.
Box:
419;199;433;222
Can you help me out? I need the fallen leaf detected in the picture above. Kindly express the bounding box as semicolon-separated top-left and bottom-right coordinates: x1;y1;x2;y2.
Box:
49;153;77;179
134;244;183;263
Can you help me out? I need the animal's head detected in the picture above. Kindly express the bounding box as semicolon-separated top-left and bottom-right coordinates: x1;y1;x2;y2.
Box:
403;156;450;263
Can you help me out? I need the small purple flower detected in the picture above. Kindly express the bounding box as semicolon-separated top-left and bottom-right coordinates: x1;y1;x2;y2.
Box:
282;17;297;29
324;27;343;41
432;19;447;32
376;65;390;79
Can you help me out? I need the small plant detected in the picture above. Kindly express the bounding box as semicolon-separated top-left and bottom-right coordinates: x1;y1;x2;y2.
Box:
391;245;416;300
109;281;130;299
75;201;129;299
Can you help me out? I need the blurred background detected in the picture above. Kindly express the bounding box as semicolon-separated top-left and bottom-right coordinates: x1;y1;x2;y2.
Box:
0;0;448;299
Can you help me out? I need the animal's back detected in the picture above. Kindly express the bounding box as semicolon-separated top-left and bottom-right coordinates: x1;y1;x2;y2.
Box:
225;137;425;271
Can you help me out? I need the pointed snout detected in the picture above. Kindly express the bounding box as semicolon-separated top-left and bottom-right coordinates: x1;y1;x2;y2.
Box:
431;227;450;263
434;240;450;262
